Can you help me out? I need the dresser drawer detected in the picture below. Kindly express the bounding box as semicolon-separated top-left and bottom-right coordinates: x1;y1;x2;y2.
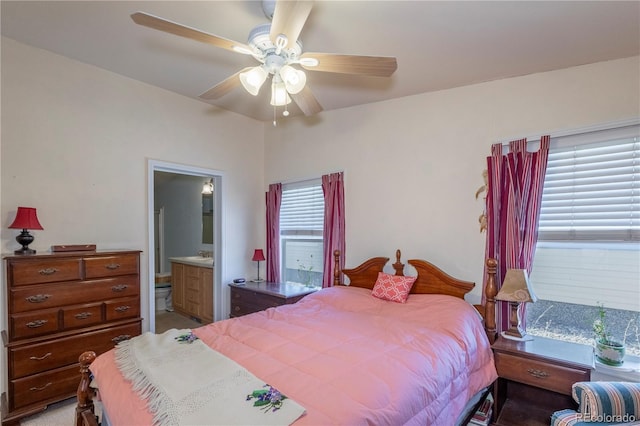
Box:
494;352;590;395
10;363;79;411
11;309;60;340
9;321;141;378
105;297;140;321
231;288;283;308
11;276;140;313
84;254;139;279
62;303;103;329
230;299;277;317
230;302;257;317
9;258;82;286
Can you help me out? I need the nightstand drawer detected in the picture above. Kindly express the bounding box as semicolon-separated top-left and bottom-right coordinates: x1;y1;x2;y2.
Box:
229;282;317;318
495;351;589;395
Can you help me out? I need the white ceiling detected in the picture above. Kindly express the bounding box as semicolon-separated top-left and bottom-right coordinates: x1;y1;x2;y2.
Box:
2;1;639;122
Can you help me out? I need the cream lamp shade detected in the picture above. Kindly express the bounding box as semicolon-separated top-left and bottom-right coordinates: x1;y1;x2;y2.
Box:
496;269;537;341
496;269;537;303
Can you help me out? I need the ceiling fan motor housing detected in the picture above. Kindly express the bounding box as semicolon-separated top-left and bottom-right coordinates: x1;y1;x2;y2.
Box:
247;23;302;65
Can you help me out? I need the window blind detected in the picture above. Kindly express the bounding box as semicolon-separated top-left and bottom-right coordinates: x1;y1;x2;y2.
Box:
280;180;324;234
538;128;640;242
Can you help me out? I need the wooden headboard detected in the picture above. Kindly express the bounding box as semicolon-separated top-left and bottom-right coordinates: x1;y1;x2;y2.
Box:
332;249;498;343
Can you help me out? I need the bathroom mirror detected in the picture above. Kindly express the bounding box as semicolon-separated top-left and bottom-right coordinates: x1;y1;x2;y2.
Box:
202;193;213;244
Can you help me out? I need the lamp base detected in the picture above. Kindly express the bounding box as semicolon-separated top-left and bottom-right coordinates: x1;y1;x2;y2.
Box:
250;279;265;283
15;230;36;255
14;248;36;255
501;331;534;341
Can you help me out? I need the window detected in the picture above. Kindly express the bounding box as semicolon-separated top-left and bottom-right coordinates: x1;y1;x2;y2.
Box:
527;124;640;356
279;179;324;288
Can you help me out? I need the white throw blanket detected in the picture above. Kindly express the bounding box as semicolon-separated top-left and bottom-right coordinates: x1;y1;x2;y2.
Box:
114;329;306;426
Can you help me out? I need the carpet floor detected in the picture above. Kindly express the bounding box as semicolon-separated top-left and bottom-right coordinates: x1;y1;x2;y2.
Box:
19;397;102;426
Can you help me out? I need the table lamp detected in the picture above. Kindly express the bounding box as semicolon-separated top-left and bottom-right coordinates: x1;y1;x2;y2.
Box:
8;207;44;255
252;249;266;282
496;268;537;341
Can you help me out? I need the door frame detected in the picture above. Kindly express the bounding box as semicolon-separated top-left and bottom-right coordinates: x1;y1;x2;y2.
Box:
147;159;224;331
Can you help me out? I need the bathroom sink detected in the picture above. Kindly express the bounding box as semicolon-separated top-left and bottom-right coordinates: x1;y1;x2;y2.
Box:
169;256;214;267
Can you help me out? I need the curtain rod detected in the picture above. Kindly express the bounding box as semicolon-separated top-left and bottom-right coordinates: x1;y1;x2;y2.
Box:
269;169;345;187
498;117;639;145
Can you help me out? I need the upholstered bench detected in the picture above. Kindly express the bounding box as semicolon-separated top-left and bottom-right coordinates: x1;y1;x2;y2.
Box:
551;382;640;426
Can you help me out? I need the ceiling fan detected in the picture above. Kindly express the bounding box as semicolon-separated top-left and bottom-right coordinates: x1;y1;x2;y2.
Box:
131;0;397;120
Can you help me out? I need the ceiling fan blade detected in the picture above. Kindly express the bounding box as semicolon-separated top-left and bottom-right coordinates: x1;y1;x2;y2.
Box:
290;85;323;116
299;52;398;77
131;12;251;54
199;68;253;100
270;1;314;49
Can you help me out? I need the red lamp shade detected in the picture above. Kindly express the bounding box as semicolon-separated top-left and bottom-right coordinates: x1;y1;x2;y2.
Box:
252;249;266;262
9;207;43;255
9;207;43;230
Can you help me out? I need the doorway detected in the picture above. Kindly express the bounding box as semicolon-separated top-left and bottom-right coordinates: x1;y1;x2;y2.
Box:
147;160;224;333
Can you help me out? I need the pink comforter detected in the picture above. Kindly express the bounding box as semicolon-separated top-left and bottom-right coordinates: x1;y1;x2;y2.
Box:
90;286;497;425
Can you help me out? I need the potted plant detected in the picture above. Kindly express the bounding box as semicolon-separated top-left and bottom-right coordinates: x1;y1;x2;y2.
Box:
593;303;625;366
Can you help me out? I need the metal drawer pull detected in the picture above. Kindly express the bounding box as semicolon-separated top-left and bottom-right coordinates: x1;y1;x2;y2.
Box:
527;368;549;378
111;284;128;292
75;312;92;320
115;306;130;312
105;263;121;270
26;319;48;328
234;306;240;311
29;382;52;392
112;334;131;343
30;352;52;361
38;268;58;275
26;294;52;303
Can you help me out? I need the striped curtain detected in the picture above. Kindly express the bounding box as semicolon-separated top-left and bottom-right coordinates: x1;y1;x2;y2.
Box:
265;183;282;282
483;136;550;332
322;172;345;288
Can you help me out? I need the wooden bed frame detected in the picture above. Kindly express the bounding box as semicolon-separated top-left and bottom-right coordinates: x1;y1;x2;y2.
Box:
333;250;498;342
75;250;498;426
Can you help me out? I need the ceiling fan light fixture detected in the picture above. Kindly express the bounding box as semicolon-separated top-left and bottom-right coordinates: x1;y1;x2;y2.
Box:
279;65;306;94
239;66;268;96
270;78;292;106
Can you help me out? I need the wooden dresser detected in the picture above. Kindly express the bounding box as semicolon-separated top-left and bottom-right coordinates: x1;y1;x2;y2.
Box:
229;281;318;318
1;250;142;425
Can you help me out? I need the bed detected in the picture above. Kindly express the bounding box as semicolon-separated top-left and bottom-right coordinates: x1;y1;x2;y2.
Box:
75;250;499;426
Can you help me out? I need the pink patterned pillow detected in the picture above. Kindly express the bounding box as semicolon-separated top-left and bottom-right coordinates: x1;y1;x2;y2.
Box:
371;272;417;303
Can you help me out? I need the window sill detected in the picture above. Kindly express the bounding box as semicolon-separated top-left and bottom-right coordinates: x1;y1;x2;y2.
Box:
592;354;640;382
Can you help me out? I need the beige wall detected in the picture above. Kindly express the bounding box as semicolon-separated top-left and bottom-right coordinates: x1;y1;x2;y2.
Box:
264;56;640;303
0;38;266;339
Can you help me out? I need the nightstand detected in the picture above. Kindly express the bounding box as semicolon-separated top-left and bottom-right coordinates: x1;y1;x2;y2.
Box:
492;335;594;426
228;281;318;318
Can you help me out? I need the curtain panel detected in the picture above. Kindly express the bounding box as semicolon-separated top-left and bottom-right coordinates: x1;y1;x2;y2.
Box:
483;136;550;333
265;183;282;283
322;172;345;288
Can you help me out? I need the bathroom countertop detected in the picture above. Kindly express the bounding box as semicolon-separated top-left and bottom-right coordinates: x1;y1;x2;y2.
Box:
169;256;214;268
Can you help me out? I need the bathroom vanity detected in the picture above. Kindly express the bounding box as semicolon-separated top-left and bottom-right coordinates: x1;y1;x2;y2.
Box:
169;257;214;324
